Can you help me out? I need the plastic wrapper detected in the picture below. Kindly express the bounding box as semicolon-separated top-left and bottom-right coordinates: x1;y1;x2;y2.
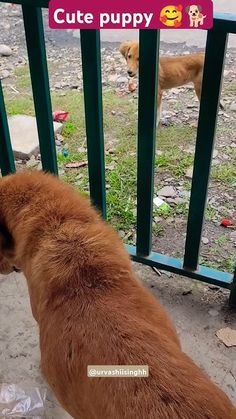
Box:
52;110;69;122
0;384;46;418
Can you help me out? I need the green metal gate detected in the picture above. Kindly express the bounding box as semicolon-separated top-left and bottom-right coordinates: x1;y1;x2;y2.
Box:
0;0;235;305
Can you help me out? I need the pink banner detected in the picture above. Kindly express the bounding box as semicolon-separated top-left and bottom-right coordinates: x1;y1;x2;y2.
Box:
49;0;213;30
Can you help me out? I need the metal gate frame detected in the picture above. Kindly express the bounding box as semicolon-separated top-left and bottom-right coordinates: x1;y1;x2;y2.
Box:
0;1;235;305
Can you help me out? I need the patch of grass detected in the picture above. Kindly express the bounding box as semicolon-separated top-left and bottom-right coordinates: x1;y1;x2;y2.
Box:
224;82;236;94
174;202;189;216
156;151;193;179
214;235;228;246
212;163;236;185
205;206;217;221
200;255;235;274
62;122;77;138
155;203;172;218
106;154;136;235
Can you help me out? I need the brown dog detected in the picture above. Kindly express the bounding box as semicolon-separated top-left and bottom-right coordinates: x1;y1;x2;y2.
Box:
119;41;204;124
0;171;235;419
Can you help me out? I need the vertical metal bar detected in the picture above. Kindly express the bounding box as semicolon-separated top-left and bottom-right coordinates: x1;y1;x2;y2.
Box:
22;5;58;175
0;80;15;176
80;30;106;218
183;29;228;270
229;268;236;308
136;30;160;256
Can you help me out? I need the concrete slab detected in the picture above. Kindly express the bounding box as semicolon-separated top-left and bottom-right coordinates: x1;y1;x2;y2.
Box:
8;115;62;160
0;265;235;418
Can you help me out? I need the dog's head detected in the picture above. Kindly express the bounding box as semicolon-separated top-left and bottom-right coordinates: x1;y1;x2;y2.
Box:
119;41;139;77
186;5;202;17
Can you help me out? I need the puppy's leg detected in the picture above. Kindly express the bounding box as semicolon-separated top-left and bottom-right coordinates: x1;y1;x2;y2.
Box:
190;19;194;27
194;73;202;102
194;73;224;110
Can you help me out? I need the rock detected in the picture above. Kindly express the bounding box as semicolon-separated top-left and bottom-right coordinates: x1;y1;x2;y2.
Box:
230;231;236;241
119;230;125;239
8;115;62;160
213;150;218;159
185;167;193;179
157;186;177;198
230;102;236;112
208;309;219;317
116;76;128;85
216;327;236;347
0;70;10;79
108;74;118;83
202;237;209;245
179;190;191;199
0;44;12;56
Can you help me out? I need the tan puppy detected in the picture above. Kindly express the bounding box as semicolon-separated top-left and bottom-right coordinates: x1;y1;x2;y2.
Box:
186;5;207;28
0;171;236;419
119;41;204;124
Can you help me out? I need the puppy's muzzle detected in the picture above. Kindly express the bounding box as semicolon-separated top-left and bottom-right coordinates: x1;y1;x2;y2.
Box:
128;70;135;77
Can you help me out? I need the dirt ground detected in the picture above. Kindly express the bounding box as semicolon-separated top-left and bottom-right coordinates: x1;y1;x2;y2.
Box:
0;265;236;418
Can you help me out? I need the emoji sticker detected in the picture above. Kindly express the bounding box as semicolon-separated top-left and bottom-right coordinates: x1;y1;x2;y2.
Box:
160;4;183;27
185;5;206;27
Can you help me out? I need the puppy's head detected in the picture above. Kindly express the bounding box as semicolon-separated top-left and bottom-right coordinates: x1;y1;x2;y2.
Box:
188;5;201;17
119;41;139;77
0;224;19;274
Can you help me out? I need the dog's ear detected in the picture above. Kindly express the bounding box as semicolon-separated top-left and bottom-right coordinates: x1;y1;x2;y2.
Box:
119;41;133;58
197;5;202;11
185;6;190;12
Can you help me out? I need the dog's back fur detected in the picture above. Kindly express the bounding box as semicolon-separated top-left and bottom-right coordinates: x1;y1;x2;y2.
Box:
0;171;235;419
159;53;204;93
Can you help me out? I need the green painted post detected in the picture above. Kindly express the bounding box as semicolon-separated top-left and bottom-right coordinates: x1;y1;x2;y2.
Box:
183;29;228;270
136;30;160;256
0;81;15;176
22;5;58;174
80;30;106;218
229;269;236;308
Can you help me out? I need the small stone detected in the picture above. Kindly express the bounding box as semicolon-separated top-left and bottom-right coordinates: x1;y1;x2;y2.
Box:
185;167;193;179
202;237;209;245
208;309;219;317
157;186;177;198
116;76;128;85
0;44;12;56
213;150;218;159
182;290;192;296
230;102;236;112
0;70;10;79
108;74;118;83
230;231;236;241
119;230;125;238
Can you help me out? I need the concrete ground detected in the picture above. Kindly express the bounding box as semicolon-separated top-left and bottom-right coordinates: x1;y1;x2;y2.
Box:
0;264;236;418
